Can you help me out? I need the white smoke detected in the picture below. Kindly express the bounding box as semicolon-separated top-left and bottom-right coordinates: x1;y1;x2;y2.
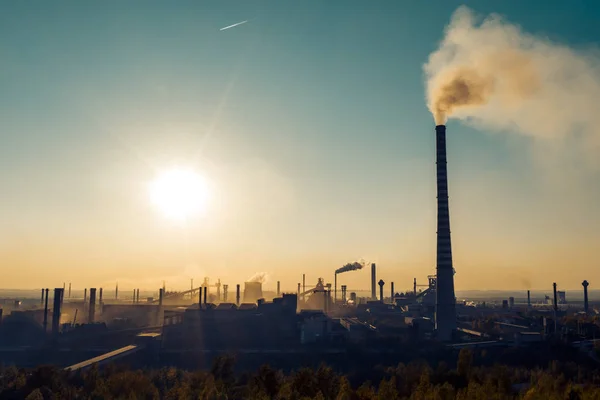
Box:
247;272;269;284
424;6;600;154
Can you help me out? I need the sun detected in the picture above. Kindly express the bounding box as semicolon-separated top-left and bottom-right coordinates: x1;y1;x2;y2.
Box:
149;168;210;221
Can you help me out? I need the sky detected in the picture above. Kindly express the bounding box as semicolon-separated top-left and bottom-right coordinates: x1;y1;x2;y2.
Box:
0;0;599;292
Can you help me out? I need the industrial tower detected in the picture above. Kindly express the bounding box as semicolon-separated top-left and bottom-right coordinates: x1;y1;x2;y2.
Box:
435;125;456;341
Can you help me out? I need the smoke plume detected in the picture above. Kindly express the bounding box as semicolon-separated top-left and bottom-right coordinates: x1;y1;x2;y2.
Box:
336;259;366;274
247;272;268;283
424;6;600;147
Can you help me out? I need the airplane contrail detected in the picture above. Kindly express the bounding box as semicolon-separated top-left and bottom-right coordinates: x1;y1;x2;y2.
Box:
220;20;249;31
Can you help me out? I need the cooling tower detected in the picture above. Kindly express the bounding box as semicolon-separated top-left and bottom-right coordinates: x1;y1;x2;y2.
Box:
434;125;457;341
244;282;263;303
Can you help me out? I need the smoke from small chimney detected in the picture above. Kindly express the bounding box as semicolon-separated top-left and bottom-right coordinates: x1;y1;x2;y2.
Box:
424;6;600;151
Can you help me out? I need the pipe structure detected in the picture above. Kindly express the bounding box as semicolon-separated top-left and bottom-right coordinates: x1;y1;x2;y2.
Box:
583;280;590;313
236;284;240;306
43;288;49;332
434;125;457;341
52;288;64;336
371;264;376;300
378;279;384;302
89;288;96;323
223;284;229;302
553;282;558;313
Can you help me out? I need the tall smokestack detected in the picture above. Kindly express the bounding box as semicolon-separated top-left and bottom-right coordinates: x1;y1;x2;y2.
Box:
371;263;376;300
414;278;417;296
553;282;558;313
68;283;71;298
52;288;63;336
203;286;207;305
89;288;96;323
132;289;136;304
115;282;118;300
277;281;280;296
236;284;240;306
391;282;395;303
84;288;87;303
378;280;384;303
99;288;103;305
527;290;531;308
435;125;457;341
43;288;49;332
583;280;589;313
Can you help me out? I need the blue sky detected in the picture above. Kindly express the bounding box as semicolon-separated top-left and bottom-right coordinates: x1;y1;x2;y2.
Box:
0;1;598;291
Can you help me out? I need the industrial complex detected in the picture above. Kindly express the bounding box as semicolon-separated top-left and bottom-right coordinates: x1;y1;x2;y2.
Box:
0;125;597;371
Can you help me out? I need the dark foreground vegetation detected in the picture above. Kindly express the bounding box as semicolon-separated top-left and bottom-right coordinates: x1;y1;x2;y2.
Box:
2;348;600;399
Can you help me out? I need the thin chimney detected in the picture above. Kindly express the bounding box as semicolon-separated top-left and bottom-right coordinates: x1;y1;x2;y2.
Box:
371;263;376;300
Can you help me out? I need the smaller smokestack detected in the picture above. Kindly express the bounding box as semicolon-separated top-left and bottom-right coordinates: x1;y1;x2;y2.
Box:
414;278;417;296
527;290;531;308
302;274;306;302
52;288;64;336
137;289;140;303
132;289;136;304
297;283;301;297
378;279;384;302
277;281;280;296
553;282;558;313
84;288;87;303
68;283;71;298
99;288;103;305
89;288;96;323
43;288;49;332
371;264;376;300
203;286;207;305
115;283;118;300
391;282;395;303
236;284;240;306
223;284;229;302
583;280;590;313
334;273;337;303
158;288;164;326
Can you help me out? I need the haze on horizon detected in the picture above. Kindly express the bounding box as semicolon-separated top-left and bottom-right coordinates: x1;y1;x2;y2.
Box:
0;1;599;292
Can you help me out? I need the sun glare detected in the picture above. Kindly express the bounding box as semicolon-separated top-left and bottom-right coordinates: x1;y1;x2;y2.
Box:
149;168;210;221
